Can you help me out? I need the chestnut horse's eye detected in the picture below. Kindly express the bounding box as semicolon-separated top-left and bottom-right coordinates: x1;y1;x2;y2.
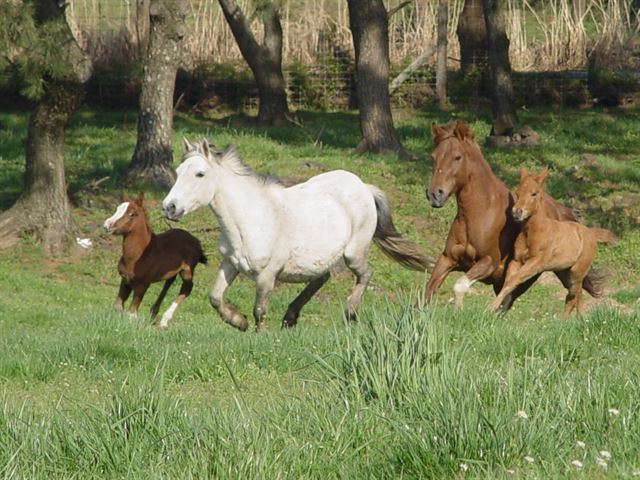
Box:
454;154;462;161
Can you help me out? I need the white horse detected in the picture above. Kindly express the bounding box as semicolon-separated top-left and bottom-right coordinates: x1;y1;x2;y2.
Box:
162;139;433;331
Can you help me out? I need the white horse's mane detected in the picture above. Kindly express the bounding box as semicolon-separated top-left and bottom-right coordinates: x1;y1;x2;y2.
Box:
184;139;281;186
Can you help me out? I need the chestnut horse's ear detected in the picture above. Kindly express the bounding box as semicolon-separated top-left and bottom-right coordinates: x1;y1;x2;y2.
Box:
136;191;145;205
519;167;528;181
431;122;443;140
122;192;130;202
182;137;194;153
538;167;549;183
454;120;474;141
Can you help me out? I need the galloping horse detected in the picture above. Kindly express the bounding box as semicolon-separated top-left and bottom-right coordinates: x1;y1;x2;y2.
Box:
489;168;614;315
162;139;434;332
424;120;602;309
104;192;207;328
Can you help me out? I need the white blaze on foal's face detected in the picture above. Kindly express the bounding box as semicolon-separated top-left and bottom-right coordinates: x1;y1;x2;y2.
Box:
104;202;130;233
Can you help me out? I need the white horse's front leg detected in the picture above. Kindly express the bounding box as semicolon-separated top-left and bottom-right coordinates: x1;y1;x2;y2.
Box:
209;259;248;331
254;272;277;333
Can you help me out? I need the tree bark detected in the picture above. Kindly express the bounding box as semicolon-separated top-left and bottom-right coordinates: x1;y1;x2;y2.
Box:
135;0;151;60
218;0;289;127
457;0;488;75
0;0;91;256
482;0;518;136
435;0;448;110
125;0;186;189
347;0;408;157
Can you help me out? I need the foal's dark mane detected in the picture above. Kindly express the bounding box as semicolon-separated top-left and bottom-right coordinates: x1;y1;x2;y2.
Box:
186;140;283;186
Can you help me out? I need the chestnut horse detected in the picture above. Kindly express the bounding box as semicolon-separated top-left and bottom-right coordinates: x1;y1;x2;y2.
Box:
424;120;602;309
104;192;207;328
489;168;614;315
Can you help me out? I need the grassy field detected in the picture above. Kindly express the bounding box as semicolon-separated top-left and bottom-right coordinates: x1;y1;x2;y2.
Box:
0;106;639;478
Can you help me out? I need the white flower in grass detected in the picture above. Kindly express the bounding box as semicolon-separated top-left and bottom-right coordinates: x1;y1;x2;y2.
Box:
506;469;515;475
571;460;583;469
599;450;611;459
608;408;620;416
524;456;534;464
595;457;608;469
632;470;640;477
515;410;529;419
576;440;586;448
459;463;468;472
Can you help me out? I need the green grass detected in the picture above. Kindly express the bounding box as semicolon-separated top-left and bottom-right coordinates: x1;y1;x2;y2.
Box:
0;106;639;478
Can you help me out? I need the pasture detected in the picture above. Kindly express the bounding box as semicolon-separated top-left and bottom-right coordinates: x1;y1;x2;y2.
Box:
1;107;639;478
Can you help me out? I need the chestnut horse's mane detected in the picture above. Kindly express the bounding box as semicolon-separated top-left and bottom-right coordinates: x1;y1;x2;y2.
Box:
432;120;476;146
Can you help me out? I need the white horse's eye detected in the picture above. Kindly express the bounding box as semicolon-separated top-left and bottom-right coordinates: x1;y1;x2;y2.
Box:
196;172;205;178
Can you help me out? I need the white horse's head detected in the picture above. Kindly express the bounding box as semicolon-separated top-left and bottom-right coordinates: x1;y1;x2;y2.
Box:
162;138;221;221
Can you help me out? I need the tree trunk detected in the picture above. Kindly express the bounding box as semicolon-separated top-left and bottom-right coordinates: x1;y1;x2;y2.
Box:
125;0;186;189
347;0;407;157
435;0;448;110
483;0;517;136
0;0;91;256
457;0;488;75
136;0;151;60
218;0;289;127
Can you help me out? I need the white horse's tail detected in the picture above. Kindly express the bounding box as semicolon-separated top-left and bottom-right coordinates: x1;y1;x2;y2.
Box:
368;185;435;272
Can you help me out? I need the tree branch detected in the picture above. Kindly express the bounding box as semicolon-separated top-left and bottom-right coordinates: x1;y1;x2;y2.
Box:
388;0;411;19
389;46;436;95
218;0;261;60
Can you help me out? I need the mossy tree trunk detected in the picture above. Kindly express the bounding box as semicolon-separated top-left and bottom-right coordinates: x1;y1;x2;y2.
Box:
218;0;289;127
125;0;186;189
457;0;488;75
483;0;518;135
0;0;92;256
347;0;408;157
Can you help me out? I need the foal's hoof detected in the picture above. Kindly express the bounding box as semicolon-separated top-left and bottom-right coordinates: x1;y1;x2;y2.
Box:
343;309;358;322
226;314;248;332
281;311;298;329
255;322;269;333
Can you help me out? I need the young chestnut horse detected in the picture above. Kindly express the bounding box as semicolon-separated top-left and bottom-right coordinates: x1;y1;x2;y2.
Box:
489;168;614;315
104;192;207;328
424;120;602;309
162;139;434;332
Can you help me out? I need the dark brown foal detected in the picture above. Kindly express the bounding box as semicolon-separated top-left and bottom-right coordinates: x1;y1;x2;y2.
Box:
104;192;207;328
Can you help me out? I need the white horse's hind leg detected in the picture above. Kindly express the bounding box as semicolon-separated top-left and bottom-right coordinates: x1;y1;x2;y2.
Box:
254;272;277;333
282;272;331;328
209;259;248;331
343;251;373;321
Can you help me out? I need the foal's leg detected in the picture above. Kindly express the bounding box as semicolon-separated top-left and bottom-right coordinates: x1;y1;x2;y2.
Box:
209;259;248;331
343;253;373;321
150;276;176;322
157;273;194;329
488;259;544;311
282;273;331;329
129;283;150;317
253;272;277;333
115;279;132;311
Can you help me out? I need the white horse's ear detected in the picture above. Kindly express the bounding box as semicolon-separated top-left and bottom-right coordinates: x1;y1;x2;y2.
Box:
182;138;194;153
201;138;211;157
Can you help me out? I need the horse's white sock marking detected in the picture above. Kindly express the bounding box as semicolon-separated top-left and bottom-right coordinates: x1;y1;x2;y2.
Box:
159;302;178;328
453;275;475;306
104;202;129;229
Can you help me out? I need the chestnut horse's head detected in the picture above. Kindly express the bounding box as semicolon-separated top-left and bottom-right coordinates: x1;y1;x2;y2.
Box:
104;192;147;235
427;120;477;208
512;167;548;222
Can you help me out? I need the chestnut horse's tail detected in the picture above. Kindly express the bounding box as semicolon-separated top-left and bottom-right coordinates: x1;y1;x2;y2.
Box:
582;227;615;298
591;227;616;245
368;185;435;272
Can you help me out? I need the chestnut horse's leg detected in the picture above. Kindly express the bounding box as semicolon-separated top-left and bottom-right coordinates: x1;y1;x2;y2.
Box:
423;254;456;304
150;276;176;325
282;273;331;329
209;259;248;331
253;272;277;332
452;256;495;307
115;279;132;311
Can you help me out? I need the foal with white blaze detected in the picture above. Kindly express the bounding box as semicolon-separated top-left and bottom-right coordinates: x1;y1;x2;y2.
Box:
162;139;434;332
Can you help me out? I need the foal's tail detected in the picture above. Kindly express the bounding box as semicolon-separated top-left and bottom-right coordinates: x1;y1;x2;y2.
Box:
582;227;615;298
368;185;435;272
